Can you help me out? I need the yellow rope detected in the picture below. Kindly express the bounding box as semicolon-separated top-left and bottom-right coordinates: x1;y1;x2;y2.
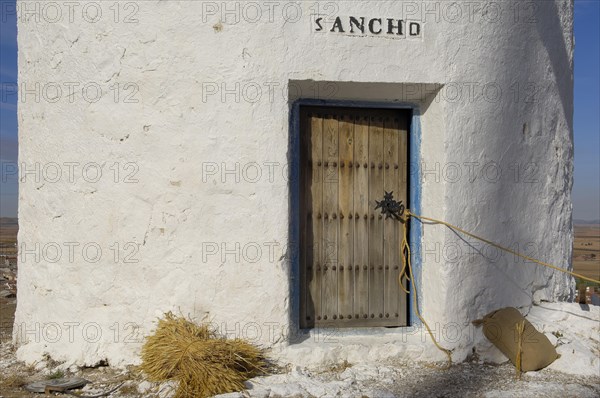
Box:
398;239;410;295
400;216;453;369
515;320;525;379
406;210;600;285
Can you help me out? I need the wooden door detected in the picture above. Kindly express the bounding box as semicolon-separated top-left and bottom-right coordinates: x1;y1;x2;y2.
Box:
299;106;410;328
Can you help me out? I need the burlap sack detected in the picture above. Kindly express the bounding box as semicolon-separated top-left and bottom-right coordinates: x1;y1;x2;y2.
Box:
473;307;558;372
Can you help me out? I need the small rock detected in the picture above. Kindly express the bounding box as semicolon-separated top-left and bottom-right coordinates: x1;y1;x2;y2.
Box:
545;332;559;346
349;364;379;381
362;389;396;398
157;380;177;398
248;387;270;398
34;361;47;371
212;393;244;398
339;367;356;380
0;290;15;298
138;380;154;394
243;381;270;397
268;382;306;397
304;383;328;397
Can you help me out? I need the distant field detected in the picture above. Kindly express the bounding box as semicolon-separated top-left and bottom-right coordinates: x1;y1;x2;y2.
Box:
0;218;17;342
573;224;600;284
0;217;18;258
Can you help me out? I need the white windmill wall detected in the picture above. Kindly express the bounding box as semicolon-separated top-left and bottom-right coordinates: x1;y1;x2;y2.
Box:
14;0;573;367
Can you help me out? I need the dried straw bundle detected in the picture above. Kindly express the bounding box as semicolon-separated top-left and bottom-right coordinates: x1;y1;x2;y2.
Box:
140;312;268;398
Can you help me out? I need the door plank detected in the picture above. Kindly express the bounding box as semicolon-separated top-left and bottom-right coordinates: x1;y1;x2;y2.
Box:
321;113;339;323
308;113;324;324
353;113;370;322
383;116;401;324
338;113;354;321
368;114;385;321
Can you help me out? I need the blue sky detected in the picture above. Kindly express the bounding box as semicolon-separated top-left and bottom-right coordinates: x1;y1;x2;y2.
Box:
0;0;599;220
0;0;18;217
573;0;600;220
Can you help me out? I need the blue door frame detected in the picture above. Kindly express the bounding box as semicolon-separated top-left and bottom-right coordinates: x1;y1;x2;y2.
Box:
288;99;423;328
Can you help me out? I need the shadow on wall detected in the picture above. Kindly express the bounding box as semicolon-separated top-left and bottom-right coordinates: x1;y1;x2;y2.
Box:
536;0;574;133
287;80;442;115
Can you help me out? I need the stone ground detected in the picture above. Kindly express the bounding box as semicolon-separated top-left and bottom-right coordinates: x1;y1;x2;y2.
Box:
0;343;599;398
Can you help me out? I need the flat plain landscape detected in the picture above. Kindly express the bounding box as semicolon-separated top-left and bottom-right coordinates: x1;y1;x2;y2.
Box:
573;224;600;282
0;217;17;258
0;217;17;343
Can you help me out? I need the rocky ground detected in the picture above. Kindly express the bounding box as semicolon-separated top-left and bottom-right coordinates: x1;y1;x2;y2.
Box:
0;263;17;347
0;264;16;300
1;302;598;398
0;345;598;398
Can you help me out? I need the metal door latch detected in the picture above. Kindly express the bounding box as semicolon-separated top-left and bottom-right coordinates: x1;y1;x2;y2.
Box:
375;191;405;220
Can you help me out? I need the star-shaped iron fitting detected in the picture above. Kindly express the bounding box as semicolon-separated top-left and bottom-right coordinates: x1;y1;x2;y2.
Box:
375;191;405;220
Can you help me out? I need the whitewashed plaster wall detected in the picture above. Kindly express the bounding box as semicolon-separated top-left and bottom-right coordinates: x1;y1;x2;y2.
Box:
14;0;573;367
